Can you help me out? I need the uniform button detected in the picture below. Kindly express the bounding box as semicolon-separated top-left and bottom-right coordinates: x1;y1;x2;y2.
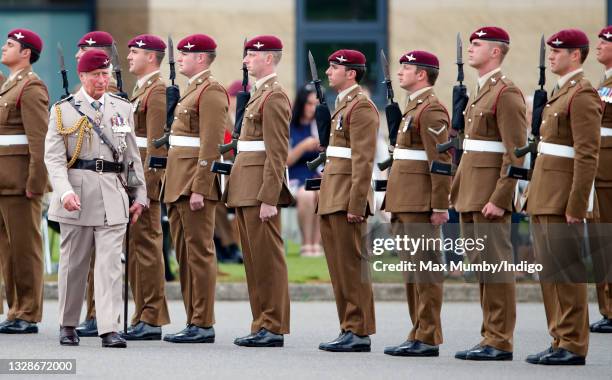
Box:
462;111;466;115
554;113;558;117
479;112;483;116
468;118;472;122
249;114;253;117
465;135;469;138
200;160;208;167
542;120;546;124
174;116;178;120
183;110;187;113
177;102;181;106
329;133;333;137
101;141;105;144
471;104;475;107
3;103;7;107
546;104;551;107
326;160;330;163
100;155;104;159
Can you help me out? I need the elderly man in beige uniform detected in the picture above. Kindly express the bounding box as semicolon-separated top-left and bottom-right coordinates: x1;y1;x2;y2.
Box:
45;50;146;348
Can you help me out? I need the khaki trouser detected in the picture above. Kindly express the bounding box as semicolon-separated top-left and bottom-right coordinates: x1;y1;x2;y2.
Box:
58;223;125;335
0;195;44;322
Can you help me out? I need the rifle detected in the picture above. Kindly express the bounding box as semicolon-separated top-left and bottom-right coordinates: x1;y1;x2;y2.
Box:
304;50;332;191
152;36;180;151
430;33;469;176
57;42;70;100
507;35;547;180
111;42;130;100
374;50;403;192
211;38;250;175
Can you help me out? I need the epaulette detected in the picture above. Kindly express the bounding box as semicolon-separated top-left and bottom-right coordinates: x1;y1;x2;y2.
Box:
108;93;131;103
52;94;73;108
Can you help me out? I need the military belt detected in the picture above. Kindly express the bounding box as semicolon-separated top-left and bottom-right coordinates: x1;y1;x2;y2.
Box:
326;146;352;159
393;148;428;161
0;134;28;145
237;140;266;152
462;139;506;153
70;158;123;173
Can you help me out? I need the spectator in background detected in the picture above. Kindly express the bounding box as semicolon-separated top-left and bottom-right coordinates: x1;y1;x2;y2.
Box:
287;84;322;257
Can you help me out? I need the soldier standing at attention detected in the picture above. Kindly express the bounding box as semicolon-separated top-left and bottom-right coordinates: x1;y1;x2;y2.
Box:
75;30;120;338
450;26;526;361
589;26;612;334
526;29;601;365
121;34;171;341
45;50;147;347
162;34;227;344
0;29;49;334
382;50;451;357
317;49;378;353
224;35;294;348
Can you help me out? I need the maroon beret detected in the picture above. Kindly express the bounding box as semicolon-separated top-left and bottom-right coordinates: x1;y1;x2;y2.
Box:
78;50;111;73
177;34;216;52
227;80;250;97
244;35;283;51
78;31;114;47
8;29;43;55
128;34;166;52
547;29;589;49
470;26;510;44
328;49;366;67
598;26;612;42
399;50;439;69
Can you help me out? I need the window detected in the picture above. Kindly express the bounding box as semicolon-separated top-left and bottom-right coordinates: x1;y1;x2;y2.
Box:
296;0;388;107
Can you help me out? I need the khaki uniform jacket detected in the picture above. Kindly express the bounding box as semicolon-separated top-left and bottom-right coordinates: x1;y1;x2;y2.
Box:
163;71;227;204
596;76;612;188
0;67;50;195
450;71;526;212
526;72;602;218
382;88;451;212
316;85;379;217
130;73;167;201
45;90;147;226
224;76;294;207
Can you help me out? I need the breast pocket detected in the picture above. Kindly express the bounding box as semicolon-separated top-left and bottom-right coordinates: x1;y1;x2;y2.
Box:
0;100;15;124
244;112;263;138
472;107;497;137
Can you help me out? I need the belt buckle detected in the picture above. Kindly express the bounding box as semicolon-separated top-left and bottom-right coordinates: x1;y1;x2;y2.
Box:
95;159;104;173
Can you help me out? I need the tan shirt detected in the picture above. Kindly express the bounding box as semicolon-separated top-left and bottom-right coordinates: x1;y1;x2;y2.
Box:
450;70;527;212
526;71;602;218
0;66;50;195
382;88;451;213
316;85;379;216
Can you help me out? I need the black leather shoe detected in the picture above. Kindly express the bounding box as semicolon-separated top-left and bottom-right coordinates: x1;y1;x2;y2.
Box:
525;346;555;364
75;318;98;337
384;340;438;357
235;328;283;347
163;325;214;343
465;345;513;361
59;326;80;346
101;332;127;348
121;321;162;341
319;331;370;352
539;348;585;365
0;319;38;334
234;332;257;345
590;317;612;333
455;344;482;360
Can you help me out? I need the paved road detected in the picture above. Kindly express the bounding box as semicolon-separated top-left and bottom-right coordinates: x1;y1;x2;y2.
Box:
1;301;610;379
